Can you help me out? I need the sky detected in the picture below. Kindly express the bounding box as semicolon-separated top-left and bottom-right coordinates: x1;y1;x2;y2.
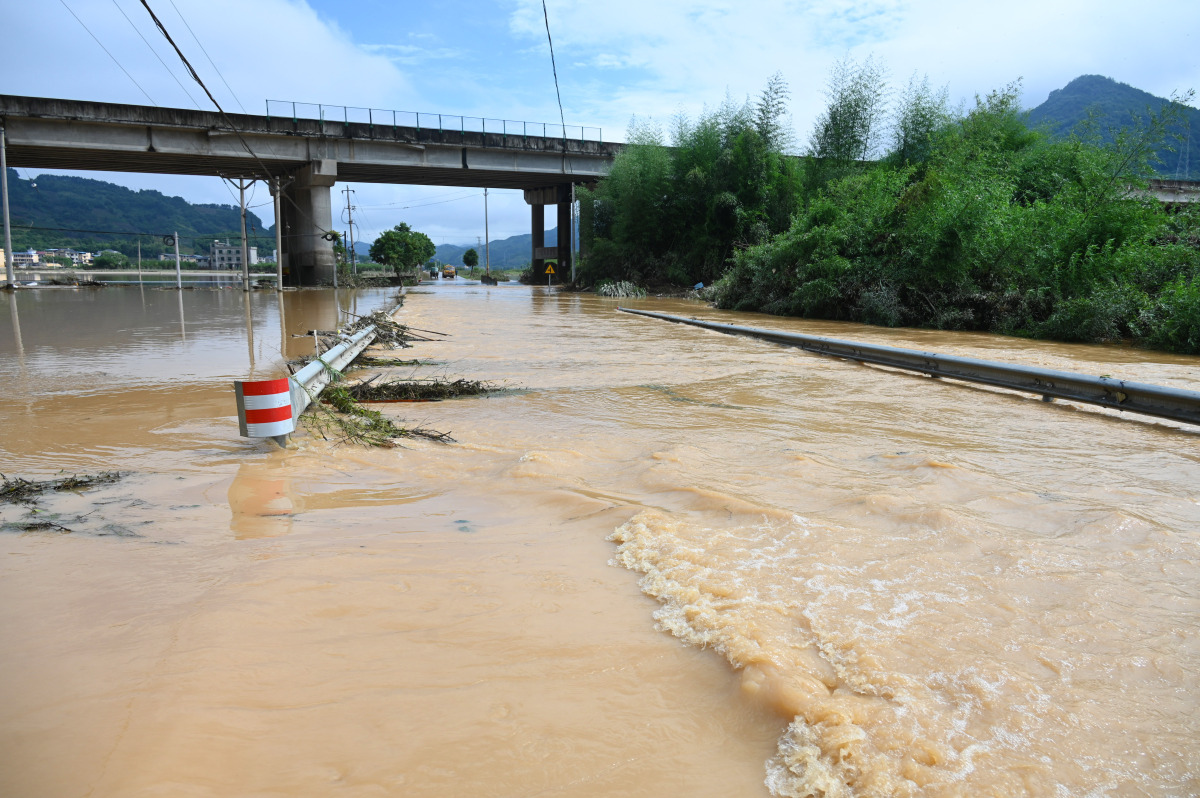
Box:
2;0;1198;247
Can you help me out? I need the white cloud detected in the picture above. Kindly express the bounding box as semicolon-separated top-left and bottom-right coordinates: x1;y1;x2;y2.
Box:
507;0;1200;144
3;0;415;111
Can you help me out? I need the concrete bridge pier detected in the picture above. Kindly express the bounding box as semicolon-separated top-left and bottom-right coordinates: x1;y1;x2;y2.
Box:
524;185;572;283
531;203;545;276
281;159;337;286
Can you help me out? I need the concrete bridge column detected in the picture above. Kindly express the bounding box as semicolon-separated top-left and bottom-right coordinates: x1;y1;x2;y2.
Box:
531;203;545;276
281;159;337;286
524;185;573;284
556;187;572;282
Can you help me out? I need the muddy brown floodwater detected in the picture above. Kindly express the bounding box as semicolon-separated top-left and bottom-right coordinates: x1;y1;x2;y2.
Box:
1;283;1198;797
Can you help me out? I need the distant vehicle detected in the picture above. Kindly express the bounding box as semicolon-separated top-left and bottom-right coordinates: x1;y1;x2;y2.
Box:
442;264;457;279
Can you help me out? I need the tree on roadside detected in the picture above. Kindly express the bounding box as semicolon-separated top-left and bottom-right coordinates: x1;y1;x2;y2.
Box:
369;223;436;275
92;252;129;269
889;73;951;168
330;231;347;264
462;248;479;271
805;56;890;190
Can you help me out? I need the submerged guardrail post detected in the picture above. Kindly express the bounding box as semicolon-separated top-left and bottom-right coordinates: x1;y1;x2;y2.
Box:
234;378;294;447
618;308;1200;428
234;324;377;447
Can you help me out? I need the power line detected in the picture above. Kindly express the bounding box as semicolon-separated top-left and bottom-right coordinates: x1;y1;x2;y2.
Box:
10;224;278;238
109;0;201;108
541;0;566;133
137;0;327;240
59;0;157;106
138;1;259;165
167;0;247;114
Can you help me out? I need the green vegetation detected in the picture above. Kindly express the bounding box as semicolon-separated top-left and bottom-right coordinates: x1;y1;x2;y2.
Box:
369;223;436;274
596;280;647;298
579;72;802;289
462;248;479;268
1028;75;1199;179
92;252;129;269
3;169;275;258
580;65;1200;353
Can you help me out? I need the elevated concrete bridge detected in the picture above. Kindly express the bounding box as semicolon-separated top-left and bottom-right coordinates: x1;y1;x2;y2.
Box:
0;95;621;285
1144;179;1200;206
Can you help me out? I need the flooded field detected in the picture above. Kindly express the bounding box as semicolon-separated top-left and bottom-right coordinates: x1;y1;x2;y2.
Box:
1;283;1198;797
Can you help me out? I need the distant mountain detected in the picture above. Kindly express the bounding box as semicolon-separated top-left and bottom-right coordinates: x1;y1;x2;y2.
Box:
1027;75;1198;179
4;169;274;258
434;228;561;268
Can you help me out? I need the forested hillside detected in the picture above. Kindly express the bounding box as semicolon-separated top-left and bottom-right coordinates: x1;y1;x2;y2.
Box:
434;227;559;268
4;169;275;258
1027;75;1198;178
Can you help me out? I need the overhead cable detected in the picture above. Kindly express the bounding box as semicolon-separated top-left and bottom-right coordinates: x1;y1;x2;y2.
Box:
541;0;566;134
138;0;330;237
109;0;201;108
59;0;157;106
137;0;273;177
166;0;248;113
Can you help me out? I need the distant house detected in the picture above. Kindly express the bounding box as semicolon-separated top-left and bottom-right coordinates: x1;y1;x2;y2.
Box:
158;253;200;263
13;250;41;267
209;240;258;269
41;248;93;265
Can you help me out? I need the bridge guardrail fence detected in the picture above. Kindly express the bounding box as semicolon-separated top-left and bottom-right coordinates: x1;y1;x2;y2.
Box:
266;100;603;145
618;308;1200;428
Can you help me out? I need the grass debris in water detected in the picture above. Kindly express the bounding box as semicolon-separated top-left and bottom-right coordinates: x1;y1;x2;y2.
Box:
1;472;122;505
305;385;454;446
346;377;498;402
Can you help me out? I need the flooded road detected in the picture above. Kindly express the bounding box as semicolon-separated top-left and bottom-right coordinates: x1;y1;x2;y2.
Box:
1;284;1198;797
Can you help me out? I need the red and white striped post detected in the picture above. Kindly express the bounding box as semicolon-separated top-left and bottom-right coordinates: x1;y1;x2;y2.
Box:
234;378;295;447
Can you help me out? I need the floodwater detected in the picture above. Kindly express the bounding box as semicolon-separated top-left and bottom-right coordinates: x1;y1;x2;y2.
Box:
1;283;1198;797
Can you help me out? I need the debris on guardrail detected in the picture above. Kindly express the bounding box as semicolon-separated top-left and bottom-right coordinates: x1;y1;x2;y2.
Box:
353;357;442;368
306;385;453;446
342;376;498;402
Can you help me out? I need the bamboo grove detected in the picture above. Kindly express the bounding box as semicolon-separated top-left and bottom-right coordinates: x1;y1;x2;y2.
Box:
578;61;1200;353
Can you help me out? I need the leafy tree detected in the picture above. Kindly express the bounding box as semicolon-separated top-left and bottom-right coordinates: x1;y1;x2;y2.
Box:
755;72;794;153
462;248;479;269
807;56;890;166
92;252;129;269
580;79;801;288
330;231;347;263
889;73;951;168
45;255;75;267
369;223;436;274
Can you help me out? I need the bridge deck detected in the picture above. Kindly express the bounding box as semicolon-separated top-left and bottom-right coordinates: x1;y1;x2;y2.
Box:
0;95;620;189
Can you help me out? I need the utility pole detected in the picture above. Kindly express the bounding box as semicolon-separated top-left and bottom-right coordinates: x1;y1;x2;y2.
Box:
484;187;491;276
173;231;181;289
137;238;142;286
570;183;577;284
342;186;357;276
272;178;284;290
1;126;13;288
237;178;252;291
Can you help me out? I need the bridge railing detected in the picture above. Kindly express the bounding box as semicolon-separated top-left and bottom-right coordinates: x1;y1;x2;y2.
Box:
265;100;604;144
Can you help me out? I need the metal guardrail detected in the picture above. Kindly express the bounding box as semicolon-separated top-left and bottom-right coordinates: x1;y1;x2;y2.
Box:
289;325;377;419
618;308;1200;428
265;100;603;143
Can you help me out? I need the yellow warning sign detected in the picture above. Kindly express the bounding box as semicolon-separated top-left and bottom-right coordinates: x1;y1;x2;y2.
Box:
545;264;556;274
